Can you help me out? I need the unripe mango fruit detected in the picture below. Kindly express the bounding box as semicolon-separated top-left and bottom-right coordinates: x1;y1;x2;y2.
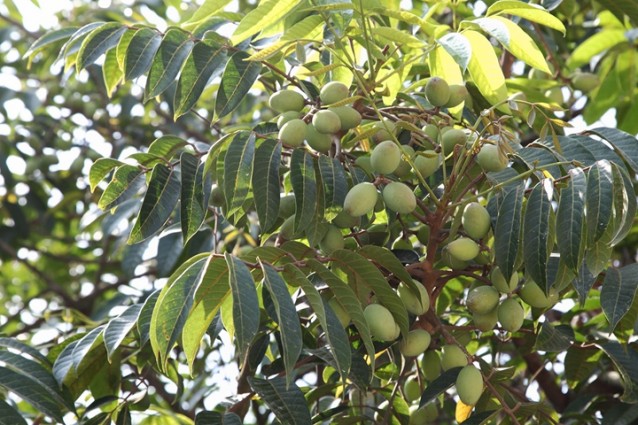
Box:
473;308;498;332
354;155;373;175
278;119;307;147
445;84;469;108
498;298;525;332
277;111;300;129
319;225;345;254
372;118;396;142
269;89;305;112
320;81;349;104
466;286;500;314
278;193;296;218
462;202;491;240
571;72;599;93
425;77;451;107
383;182;417;214
305;124;332;152
519;280;558;309
476;143;508;172
330;106;361;130
422;123;439;146
312;109;341;134
280;215;301;240
456;365;483;405
409;404;438;424
398;282;429;315
491;266;518;294
332;209;360;228
422;350;442;381
399;329;432;357
403;376;421;402
414;151;441;178
371;140;402;174
364;303;400;341
211;186;224;207
343;182;378;217
446;237;480;262
441;344;468;371
441;128;467;154
393;145;415;178
328;298;350;327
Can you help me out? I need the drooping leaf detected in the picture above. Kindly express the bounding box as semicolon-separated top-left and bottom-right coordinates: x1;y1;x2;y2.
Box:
225;253;259;361
0;367;65;423
25;27;78;58
601;264;638;331
248;376;312;425
0;337;50;364
124;27;162;80
180;152;207;243
145;28;195;101
97;164;145;210
436;32;471;72
523;183;552;291
223;131;256;218
535;322;574;352
358;245;418;291
137;290;161;346
494;186;524;282
464;30;509;109
586;160;614;245
103;304;143;361
291;149;318;234
419;367;462;408
252;139;281;232
586;127;638;175
174;42;228;118
89;158;123;192
215;50;261;118
556;168;586;271
115;28;136;70
318;155;348;219
573;262;596;306
231;0;301;45
600;341;638;402
77;22;127;70
609;163;637;246
0;399;27;425
486;1;566;34
102;47;123;97
594;0;638;27
183;0;234;29
128;163;181;244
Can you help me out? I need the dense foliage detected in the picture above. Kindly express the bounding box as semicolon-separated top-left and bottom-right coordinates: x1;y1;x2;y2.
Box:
2;0;638;423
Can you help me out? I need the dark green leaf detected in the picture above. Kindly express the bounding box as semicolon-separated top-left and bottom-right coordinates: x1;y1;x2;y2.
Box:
57;22;104;62
586;160;614;245
599;342;638;402
609;163;637;245
223;131;256;219
573;263;596;305
174;42;228;118
215;50;261;118
318;155;348;218
137;290;161;346
103;304;143;361
226;253;259;361
358;245;418;290
0;367;64;422
148;135;189;159
180;152;207;243
128;163;181;244
252;139;281;232
535;321;574;352
494;186;524;281
145;28;195;101
248;376;312;425
195;411;242;425
70;326;105;374
461;410;500;425
25;27;78;57
556;168;586;271
77;22;127;70
418;367;462;407
0;399;27;425
124;27;162;80
291;149;318;234
523;183;552;290
97;165;145;210
0;337;50;364
601;264;638;331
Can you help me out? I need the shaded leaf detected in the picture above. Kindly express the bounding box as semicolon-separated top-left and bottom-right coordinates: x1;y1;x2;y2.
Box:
291;149;318;234
419;367;462;407
556;168;586;271
586;160;614;245
226;253;259;361
145;28;195;101
215;50;261;118
252;139;281;232
523;183;552;290
318;155;348;219
599;342;638;402
137;290;161;346
124;27;162;80
180;152;207;243
601;264;638;331
223;131;256;218
248;376;312;425
494;186;524;282
0;399;27;425
25;27;78;58
0;367;64;423
77;22;127;70
104;304;143;361
535;321;574;352
97;164;145;210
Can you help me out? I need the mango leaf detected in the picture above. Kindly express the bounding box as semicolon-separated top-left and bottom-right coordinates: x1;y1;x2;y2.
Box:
260;261;302;387
291;149;318;234
183;0;233;29
609;163;636;246
0;337;50;364
223;131;256;218
182;255;230;369
486;1;566;34
137;290;160;346
128;163;181;244
231;0;300;45
600;342;638;402
124;27;162;80
215;50;262;118
436;32;471;72
358;245;420;292
523;183;552;291
102;48;122;96
148;135;189;159
535;322;574;352
195;411;242;425
89;158;123;192
586;160;614;245
556;168;586;271
174;42;228;118
282;264;351;383
370;27;424;47
226;253;259;361
25;27;78;58
57;22;104;63
494;186;524;282
247;15;324;61
464;30;509;109
145;28;194;101
180;152;207;243
115;28;136;70
97;164;145;210
594;0;638;27
77;22;127;70
586;127;638;175
103;304;143;361
0;400;27;425
601;264;638;331
419;367;462;408
149;254;209;366
318;155;348;218
252;139;281;233
567;29;627;70
248;376;312;425
0;367;65;423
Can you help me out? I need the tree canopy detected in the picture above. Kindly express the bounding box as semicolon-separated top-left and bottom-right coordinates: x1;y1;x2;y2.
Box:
1;0;638;423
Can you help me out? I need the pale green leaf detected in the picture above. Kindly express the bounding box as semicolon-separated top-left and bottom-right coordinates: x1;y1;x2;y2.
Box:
89;158;123;192
115;28;136;70
183;0;233;29
594;0;638;27
231;0;300;45
103;47;123;97
25;27;78;58
370;27;424;47
436;32;471;72
463;30;509;109
567;29;627;70
487;1;566;34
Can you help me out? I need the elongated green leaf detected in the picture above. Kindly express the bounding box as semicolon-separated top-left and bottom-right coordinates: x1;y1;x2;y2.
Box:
419;367;462;408
104;304;143;361
318;155;348;219
371;27;424;47
195;411;242;425
88;158;122;192
610;163;637;245
77;22;127;70
252;139;281;232
226;253;259;361
437;32;471;72
331;250;409;338
291;149;318;233
231;0;300;45
174;42;228;118
594;0;638;27
70;326;105;373
25;27;78;58
464;30;509;109
223;131;256;218
145;28;194;101
487;1;566;34
215;51;261;117
0;367;64;422
0;337;49;364
57;22;104;63
150;255;208;366
180;152;207;242
308;260;375;373
52;338;81;385
494;186;524;282
474;16;550;73
183;0;233;28
115;28;136;69
556;168;586;271
600;341;638;402
358;245;418;290
137;290;160;346
97;164;145;210
535;322;574;352
147;135;189;159
0;400;27;425
124;27;162;80
586;127;638;175
586;160;614;245
248;376;312;425
260;261;302;387
247;14;324;61
103;47;123;96
282;264;351;383
128;163;180;244
601;264;638;331
182;255;230;369
523;183;552;291
567;29;627;70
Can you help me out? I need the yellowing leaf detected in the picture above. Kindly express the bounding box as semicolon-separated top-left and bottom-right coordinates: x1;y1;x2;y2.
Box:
567;29;627;70
487;1;566;34
455;399;474;422
464;30;509;110
370;27;424;47
231;0;300;45
246;14;323;61
182;0;233;30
